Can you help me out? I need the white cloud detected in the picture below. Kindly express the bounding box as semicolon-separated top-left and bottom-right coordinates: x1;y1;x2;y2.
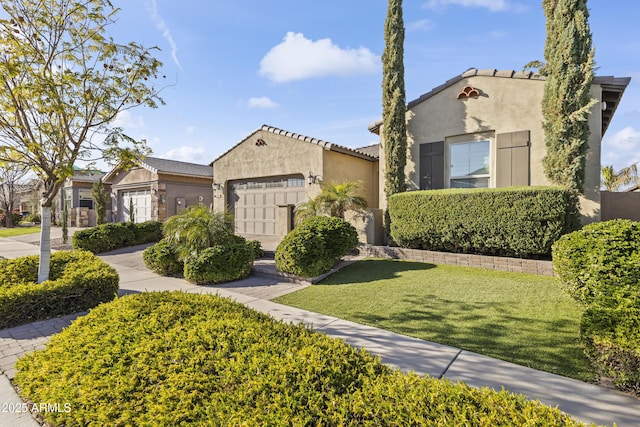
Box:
606;126;640;151
259;32;379;83
247;96;279;109
423;0;524;12
112;110;145;129
146;0;182;70
408;19;436;32
159;145;205;163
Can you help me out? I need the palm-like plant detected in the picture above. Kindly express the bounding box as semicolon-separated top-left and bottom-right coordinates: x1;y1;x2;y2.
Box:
316;181;368;219
293;197;325;225
163;206;234;258
601;163;639;191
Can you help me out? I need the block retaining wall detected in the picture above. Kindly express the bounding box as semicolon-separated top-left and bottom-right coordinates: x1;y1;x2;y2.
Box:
357;244;554;276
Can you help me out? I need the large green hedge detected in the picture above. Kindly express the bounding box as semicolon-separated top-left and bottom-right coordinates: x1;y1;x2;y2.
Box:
15;292;585;426
389;187;576;258
72;221;163;253
183;237;254;284
553;219;640;395
0;251;118;329
276;216;358;278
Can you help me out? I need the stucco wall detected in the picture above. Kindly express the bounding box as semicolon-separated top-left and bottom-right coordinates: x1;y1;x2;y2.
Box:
213;129;325;212
378;75;603;222
162;178;214;219
109;167;156;187
323;150;379;208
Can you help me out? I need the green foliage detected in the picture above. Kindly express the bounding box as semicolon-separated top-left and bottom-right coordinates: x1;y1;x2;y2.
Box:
247;239;264;259
389;187;576;258
91;178;108;225
295;181;369;225
163;206;234;258
0;250;118;328
276;216;358;278
72;221;163;253
22;212;41;223
15;292;585;426
128;198;135;223
552;219;640;304
382;0;407;198
553;219;640;395
0;211;21;227
62;201;68;244
183;237;253;284
541;0;596;194
142;239;183;276
580;294;640;395
601;163;639;191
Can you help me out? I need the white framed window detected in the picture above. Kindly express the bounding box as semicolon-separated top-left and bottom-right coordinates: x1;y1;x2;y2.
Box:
449;140;490;188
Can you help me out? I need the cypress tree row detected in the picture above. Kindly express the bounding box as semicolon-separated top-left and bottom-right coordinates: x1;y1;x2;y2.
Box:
382;0;407;198
541;0;596;194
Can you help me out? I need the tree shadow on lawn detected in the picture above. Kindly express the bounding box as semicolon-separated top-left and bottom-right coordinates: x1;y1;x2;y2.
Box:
351;293;594;381
323;259;436;285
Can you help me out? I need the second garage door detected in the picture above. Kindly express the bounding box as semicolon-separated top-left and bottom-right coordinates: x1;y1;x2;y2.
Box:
121;189;152;223
229;176;306;235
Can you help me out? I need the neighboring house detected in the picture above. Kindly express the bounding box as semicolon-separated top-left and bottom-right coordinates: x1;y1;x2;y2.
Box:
211;125;380;248
104;157;213;223
369;68;630;223
56;167;106;227
15;179;41;216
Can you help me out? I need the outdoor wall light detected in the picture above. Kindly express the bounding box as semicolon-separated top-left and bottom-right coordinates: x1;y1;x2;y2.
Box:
198;195;204;202
307;172;322;185
212;182;223;191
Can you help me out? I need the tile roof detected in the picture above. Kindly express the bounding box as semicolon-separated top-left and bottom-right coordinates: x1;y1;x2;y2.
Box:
368;68;631;136
212;124;378;164
355;143;380;158
142;157;213;178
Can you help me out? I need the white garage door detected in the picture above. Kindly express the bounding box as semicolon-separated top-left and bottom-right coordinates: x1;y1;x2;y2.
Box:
121;189;152;223
229;176;306;235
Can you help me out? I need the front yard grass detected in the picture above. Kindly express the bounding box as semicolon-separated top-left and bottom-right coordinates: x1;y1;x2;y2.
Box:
274;259;595;382
0;225;40;237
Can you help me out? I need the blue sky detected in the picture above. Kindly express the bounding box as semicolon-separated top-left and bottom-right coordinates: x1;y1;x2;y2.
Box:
108;0;639;172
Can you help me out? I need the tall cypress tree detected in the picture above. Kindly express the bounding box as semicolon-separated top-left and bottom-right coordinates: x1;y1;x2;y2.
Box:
541;0;596;194
382;0;407;198
92;178;108;225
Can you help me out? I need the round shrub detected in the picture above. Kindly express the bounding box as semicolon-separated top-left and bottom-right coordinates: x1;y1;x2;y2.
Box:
276;216;358;278
183;238;253;284
247;239;264;259
0;250;119;328
14;292;584;426
552;219;640;304
142;239;183;276
22;212;41;223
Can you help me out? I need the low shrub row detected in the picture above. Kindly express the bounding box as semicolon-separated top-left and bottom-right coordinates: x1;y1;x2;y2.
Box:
15;292;584;426
72;221;163;253
388;187;576;258
275;216;358;278
553;219;640;395
0;251;119;329
143;236;260;284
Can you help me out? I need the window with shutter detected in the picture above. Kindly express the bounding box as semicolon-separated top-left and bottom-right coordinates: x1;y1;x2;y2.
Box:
496;131;530;187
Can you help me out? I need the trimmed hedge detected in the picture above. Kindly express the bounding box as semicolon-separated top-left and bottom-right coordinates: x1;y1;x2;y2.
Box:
0;251;119;329
553;220;640;395
389;187;576;258
276;216;358;278
142;239;184;276
552;219;640;304
72;221;163;253
183;237;254;284
15;292;585;426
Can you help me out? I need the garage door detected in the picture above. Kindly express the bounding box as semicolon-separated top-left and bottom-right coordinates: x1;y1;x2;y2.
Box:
229;176;306;235
121;189;152;223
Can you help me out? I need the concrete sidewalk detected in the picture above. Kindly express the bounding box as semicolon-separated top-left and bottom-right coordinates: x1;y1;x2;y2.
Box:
0;236;639;426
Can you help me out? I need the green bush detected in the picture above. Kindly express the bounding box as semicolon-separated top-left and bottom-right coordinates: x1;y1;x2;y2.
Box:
276;216;358;278
389;187;576;258
142;239;184;276
247;239;264;259
183;238;253;284
72;221;163;253
0;251;118;328
580;294;640;395
0;211;22;227
552;219;640;304
553;220;640;396
22;212;41;223
15;292;585;426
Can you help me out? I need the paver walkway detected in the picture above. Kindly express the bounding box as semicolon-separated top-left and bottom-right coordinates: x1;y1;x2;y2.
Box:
0;234;639;426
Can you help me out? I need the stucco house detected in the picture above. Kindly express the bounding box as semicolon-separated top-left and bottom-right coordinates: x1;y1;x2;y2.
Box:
211;125;380;248
104;157;213;223
369;68;630;223
57;167;106;227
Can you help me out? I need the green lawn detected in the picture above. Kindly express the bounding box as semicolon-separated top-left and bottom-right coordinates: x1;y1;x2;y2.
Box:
274;259;595;382
0;226;40;237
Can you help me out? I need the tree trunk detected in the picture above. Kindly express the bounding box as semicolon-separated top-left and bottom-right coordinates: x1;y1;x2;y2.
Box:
37;204;52;283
